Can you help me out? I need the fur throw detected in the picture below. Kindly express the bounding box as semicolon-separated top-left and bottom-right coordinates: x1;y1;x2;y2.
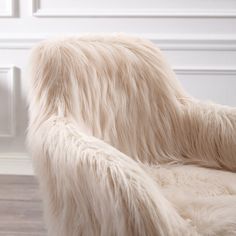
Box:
27;34;236;236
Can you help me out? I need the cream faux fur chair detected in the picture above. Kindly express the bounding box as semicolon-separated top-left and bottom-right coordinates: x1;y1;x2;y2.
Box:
27;34;236;236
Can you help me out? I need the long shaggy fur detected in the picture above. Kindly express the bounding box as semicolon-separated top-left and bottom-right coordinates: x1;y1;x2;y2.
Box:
27;34;236;236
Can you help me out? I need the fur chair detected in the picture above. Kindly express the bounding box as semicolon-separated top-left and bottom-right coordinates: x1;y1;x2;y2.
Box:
27;34;236;236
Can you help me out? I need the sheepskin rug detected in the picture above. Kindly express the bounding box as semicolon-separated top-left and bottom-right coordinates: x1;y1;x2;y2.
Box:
27;34;236;236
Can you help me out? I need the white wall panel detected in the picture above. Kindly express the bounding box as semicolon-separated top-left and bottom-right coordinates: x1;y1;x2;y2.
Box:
0;66;15;137
176;68;236;106
0;0;235;174
0;50;29;155
0;0;15;17
32;0;236;17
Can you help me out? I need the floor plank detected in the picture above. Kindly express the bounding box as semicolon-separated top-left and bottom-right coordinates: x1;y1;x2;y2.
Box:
0;175;46;235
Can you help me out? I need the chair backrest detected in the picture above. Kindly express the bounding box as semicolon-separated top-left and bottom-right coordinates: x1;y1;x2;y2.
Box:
28;34;189;164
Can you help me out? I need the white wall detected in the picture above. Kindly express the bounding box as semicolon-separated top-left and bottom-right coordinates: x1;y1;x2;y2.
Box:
0;0;236;175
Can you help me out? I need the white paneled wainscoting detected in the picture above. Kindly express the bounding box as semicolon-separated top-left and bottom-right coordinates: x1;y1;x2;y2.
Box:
0;0;236;175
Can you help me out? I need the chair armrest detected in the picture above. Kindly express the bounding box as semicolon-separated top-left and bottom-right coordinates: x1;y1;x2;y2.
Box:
28;117;197;236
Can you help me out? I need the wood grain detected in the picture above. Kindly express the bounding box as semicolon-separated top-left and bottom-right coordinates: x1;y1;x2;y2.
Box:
0;175;46;235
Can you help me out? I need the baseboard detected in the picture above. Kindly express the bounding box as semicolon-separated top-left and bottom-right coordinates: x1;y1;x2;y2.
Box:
0;153;34;175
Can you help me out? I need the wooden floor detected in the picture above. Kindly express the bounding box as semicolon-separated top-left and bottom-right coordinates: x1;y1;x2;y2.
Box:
0;175;46;236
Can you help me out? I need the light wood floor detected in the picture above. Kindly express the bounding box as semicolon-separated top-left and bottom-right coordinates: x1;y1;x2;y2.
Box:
0;175;46;236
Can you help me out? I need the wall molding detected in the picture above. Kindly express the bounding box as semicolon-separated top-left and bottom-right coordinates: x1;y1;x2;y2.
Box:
150;37;236;51
174;67;236;75
0;66;16;138
0;154;33;175
0;0;15;17
0;35;236;51
31;0;236;18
